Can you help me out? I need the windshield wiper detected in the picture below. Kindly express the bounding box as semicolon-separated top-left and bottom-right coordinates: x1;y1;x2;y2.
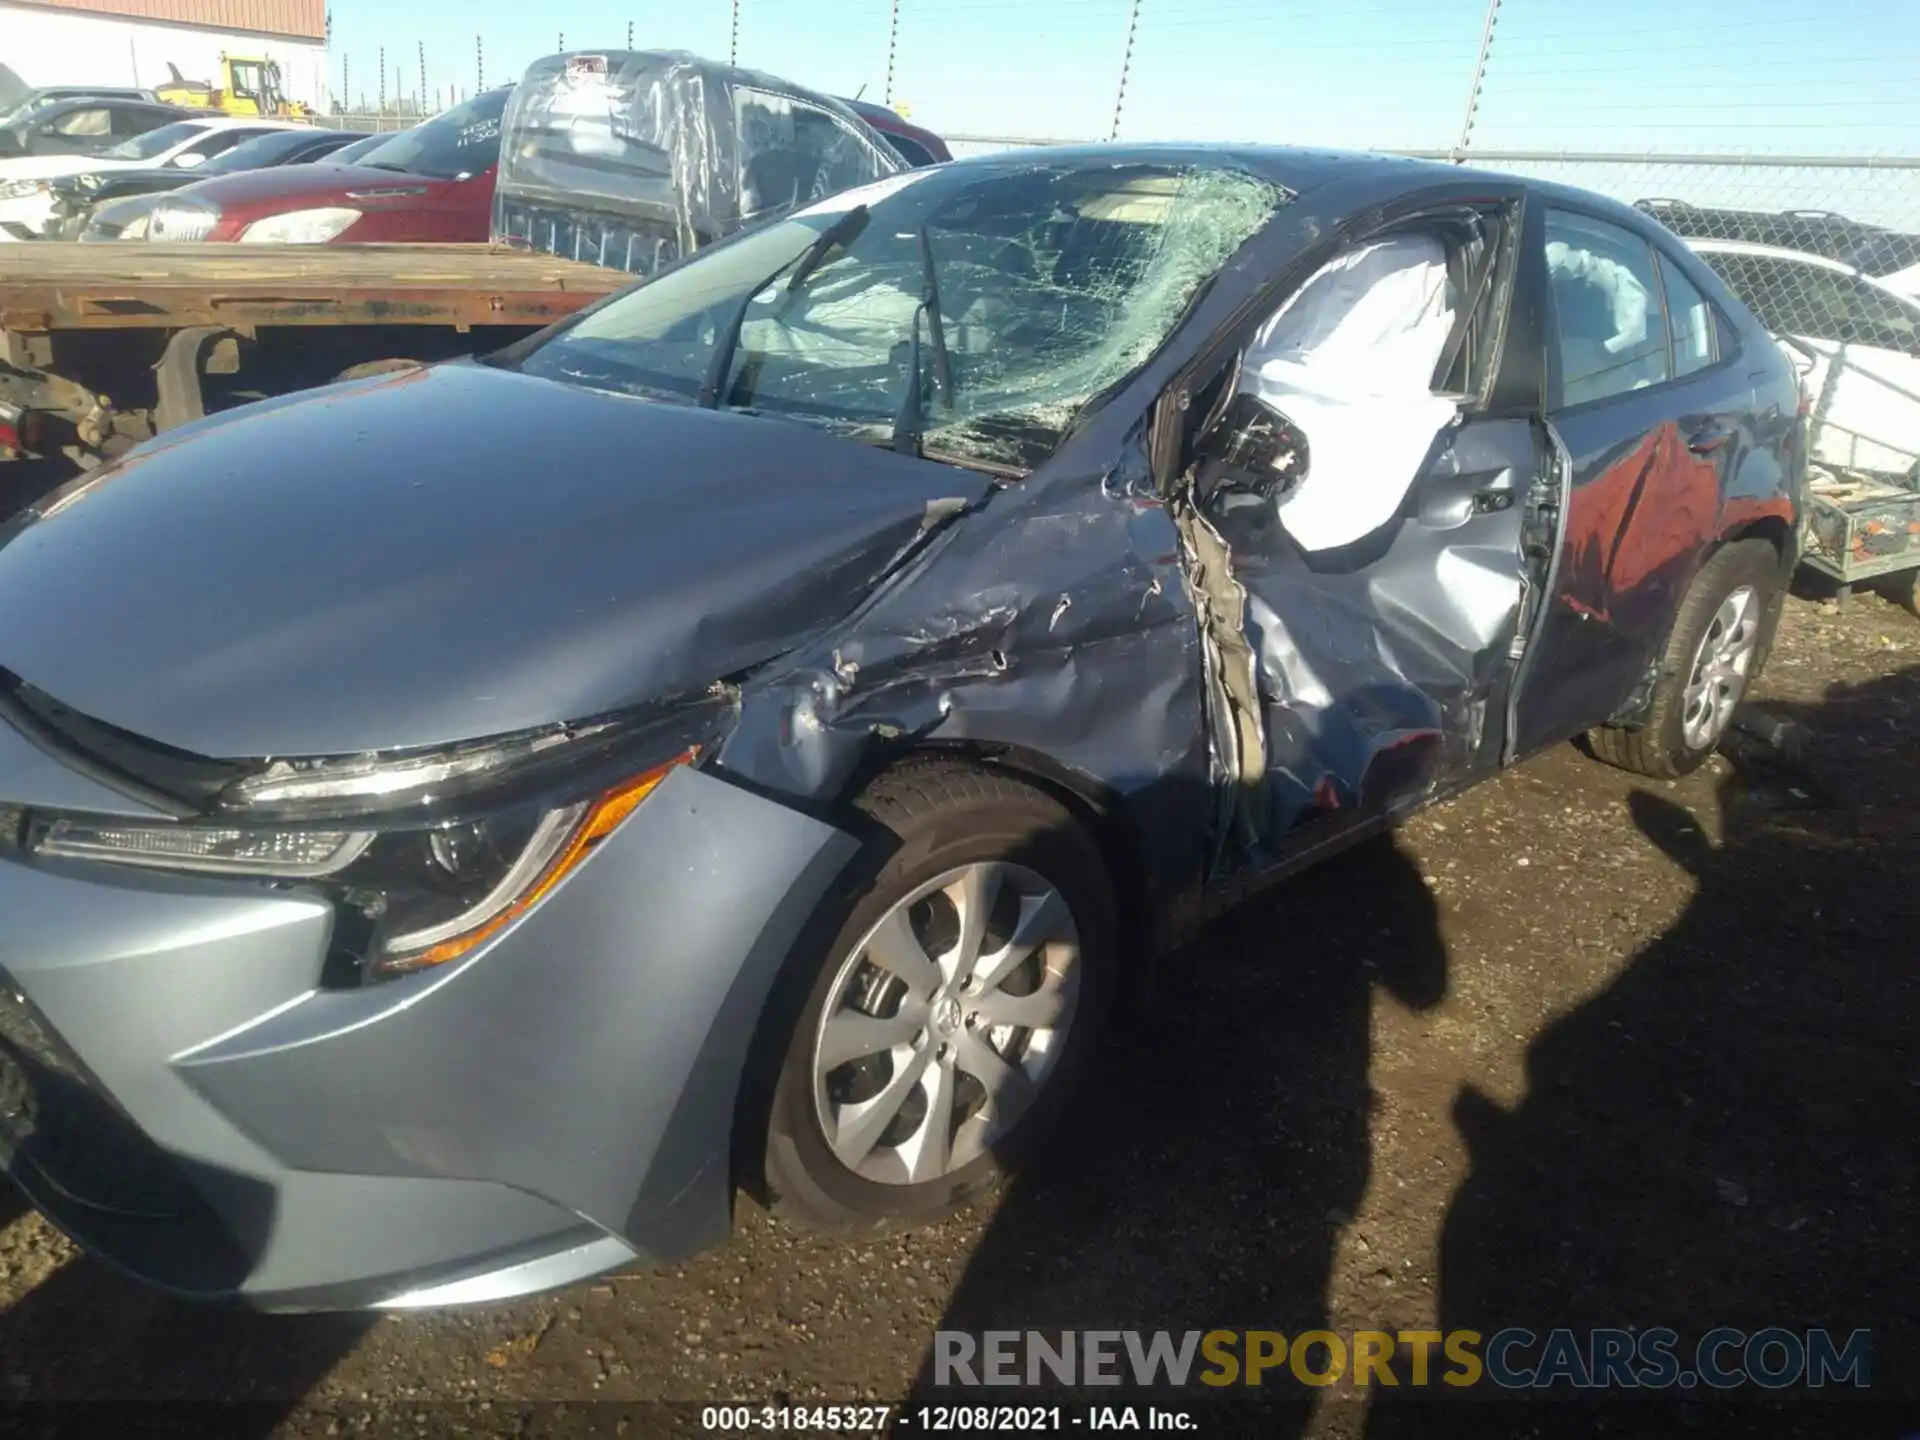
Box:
891;221;955;456
784;203;870;300
699;204;871;411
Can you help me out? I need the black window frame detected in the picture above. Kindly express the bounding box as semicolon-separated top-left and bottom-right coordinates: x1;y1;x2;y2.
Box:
1655;248;1719;380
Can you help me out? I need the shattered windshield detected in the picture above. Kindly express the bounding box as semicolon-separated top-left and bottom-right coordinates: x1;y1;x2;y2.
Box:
517;160;1287;469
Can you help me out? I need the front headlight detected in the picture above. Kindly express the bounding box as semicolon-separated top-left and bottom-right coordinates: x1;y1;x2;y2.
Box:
239;206;361;244
0;179;48;200
149;200;218;242
29;695;733;981
117;213;151;239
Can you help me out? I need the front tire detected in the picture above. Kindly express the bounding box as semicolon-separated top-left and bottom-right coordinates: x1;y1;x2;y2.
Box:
1589;539;1780;778
759;762;1116;1232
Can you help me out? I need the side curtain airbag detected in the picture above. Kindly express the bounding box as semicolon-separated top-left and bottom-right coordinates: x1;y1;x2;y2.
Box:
1243;235;1460;552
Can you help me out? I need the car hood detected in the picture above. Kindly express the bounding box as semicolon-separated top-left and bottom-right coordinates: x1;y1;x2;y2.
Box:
53;165;188;198
0;363;992;760
173;161;459;209
0;153;138;182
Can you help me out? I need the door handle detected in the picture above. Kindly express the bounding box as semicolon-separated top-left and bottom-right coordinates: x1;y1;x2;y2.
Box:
1687;421;1733;456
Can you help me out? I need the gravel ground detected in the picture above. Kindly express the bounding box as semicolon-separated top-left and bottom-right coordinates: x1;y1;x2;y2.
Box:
0;590;1914;1437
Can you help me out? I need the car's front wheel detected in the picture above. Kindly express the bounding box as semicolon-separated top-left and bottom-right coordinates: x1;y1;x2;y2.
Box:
758;762;1116;1231
1589;538;1781;778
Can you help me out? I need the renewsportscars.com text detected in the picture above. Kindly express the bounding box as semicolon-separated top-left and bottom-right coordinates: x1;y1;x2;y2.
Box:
933;1327;1872;1391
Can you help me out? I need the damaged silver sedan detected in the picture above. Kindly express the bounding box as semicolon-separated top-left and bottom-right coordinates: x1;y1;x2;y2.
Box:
0;146;1804;1310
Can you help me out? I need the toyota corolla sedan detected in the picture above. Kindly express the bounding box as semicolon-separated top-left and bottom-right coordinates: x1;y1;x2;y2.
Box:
0;146;1804;1311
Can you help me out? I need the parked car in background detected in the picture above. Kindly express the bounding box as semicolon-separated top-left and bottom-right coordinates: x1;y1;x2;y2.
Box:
493;51;902;273
0;96;187;162
838;96;951;166
0;145;1803;1310
1688;237;1920;475
146;92;510;243
57;128;362;241
0;118;304;238
0;87;159;127
1640;199;1920;290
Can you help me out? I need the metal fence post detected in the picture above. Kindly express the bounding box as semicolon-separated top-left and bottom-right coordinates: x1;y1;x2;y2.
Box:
886;0;901;107
1109;0;1142;141
730;0;741;66
1452;0;1502;161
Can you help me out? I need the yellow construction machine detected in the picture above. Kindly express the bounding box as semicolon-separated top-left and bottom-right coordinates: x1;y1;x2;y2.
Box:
156;56;313;120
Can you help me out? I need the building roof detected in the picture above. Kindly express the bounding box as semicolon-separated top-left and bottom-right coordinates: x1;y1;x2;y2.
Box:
4;0;326;42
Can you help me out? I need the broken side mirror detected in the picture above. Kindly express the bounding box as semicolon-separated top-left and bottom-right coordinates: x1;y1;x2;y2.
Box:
1195;391;1308;501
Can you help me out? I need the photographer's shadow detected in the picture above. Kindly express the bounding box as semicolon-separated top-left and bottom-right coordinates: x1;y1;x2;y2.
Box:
1370;669;1920;1433
0;1175;369;1430
911;830;1449;1432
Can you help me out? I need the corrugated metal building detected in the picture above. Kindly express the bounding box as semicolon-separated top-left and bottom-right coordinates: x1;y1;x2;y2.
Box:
0;0;328;109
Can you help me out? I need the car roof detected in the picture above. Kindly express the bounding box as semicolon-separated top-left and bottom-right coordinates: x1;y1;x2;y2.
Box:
31;94;172;113
185;117;307;133
940;141;1641;214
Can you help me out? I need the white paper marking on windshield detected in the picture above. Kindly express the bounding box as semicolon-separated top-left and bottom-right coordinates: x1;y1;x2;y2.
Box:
795;169;928;218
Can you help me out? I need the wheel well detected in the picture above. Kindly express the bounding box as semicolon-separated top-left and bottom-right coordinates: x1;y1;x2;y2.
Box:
848;741;1161;971
1723;515;1791;563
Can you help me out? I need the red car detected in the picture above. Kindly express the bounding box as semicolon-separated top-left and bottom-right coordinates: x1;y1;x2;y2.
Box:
838;98;951;167
145;88;510;244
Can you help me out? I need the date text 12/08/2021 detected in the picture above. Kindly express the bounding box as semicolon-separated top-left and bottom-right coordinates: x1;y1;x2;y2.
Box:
701;1405;1193;1431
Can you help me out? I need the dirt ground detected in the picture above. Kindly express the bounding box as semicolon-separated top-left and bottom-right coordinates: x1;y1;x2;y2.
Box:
0;589;1914;1437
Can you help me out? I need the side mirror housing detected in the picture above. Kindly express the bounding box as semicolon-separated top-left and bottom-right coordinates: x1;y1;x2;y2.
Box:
1195;391;1309;500
173;151;207;169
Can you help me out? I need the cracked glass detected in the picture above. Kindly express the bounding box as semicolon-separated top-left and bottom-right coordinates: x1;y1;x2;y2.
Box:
518;160;1289;470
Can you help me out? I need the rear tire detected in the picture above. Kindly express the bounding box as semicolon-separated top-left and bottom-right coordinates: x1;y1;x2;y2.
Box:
1588;539;1780;778
758;762;1116;1233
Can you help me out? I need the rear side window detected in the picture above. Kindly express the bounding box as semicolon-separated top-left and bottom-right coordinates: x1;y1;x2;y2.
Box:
1546;209;1670;407
1658;252;1717;377
735;90;895;218
49;107;111;137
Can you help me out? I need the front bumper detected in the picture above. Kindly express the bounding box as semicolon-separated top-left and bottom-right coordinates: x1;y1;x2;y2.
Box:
0;194;57;240
0;761;857;1311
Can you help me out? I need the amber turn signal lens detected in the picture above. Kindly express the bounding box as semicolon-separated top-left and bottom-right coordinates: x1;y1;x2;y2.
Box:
395;750;696;970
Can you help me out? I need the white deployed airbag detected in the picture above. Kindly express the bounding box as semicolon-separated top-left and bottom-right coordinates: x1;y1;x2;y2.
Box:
1545;238;1651;354
1243;234;1459;552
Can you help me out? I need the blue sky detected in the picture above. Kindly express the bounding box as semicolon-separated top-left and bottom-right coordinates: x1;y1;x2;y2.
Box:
325;0;1920;155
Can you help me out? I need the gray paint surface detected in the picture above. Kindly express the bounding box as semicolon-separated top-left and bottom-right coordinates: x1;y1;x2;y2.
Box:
178;765;859;1258
0;363;989;758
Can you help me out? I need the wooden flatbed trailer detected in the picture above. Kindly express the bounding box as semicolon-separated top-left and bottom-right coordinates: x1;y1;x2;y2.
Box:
0;243;631;470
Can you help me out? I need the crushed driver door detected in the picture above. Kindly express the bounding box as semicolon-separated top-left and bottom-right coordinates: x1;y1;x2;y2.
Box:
1172;190;1563;873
